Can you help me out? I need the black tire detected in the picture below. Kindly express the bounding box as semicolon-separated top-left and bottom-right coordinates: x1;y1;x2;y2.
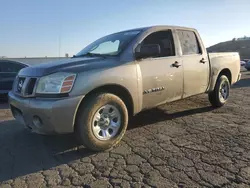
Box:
208;75;230;107
75;93;128;151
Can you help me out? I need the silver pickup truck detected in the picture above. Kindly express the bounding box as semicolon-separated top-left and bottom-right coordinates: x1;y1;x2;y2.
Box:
8;25;241;151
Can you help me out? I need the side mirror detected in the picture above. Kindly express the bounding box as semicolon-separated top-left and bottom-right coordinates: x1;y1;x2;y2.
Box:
135;44;161;59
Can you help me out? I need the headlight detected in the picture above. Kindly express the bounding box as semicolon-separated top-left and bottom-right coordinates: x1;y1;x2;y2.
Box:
36;72;76;94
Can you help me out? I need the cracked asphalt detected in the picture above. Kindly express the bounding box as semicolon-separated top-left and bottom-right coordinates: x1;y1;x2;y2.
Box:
0;70;250;188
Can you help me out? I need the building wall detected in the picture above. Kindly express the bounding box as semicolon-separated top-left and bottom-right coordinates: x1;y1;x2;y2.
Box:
3;57;69;65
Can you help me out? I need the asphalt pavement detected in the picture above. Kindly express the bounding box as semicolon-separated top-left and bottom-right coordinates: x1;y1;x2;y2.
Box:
0;70;250;188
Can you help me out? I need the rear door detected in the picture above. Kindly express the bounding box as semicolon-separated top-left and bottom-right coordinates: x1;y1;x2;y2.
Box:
0;61;27;94
176;29;209;98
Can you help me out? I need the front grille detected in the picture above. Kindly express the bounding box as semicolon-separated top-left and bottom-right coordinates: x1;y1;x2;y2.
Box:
26;78;37;95
17;77;25;93
14;76;38;97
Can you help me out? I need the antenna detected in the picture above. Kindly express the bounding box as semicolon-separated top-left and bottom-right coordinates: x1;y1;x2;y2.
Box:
59;34;61;58
58;24;62;58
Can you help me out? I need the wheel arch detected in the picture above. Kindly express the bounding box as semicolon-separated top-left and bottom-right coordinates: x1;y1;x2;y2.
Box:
208;68;232;92
73;84;134;129
218;68;232;84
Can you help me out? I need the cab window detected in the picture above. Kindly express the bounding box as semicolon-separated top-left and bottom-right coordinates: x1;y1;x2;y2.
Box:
0;61;26;73
177;30;202;55
141;30;175;57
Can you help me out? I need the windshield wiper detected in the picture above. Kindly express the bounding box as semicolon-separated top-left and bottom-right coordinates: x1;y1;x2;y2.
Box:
73;52;111;58
72;52;94;58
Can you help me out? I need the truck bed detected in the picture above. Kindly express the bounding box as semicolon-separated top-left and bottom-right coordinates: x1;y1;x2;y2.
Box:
208;52;241;90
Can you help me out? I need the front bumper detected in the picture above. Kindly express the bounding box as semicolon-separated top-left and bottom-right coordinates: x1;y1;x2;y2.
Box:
237;73;241;82
8;91;83;134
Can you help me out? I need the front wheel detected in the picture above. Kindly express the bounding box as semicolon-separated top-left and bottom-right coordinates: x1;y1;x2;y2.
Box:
75;93;128;151
208;75;230;107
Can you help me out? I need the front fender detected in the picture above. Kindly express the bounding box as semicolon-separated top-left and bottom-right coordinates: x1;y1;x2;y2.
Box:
69;62;141;114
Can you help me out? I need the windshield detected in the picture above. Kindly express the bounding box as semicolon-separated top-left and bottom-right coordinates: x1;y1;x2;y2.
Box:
75;30;141;57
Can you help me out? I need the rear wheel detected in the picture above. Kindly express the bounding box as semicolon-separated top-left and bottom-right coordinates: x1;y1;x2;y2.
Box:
208;75;230;107
75;93;128;151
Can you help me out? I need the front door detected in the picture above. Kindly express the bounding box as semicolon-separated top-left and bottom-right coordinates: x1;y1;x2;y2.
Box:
176;30;209;98
137;30;184;109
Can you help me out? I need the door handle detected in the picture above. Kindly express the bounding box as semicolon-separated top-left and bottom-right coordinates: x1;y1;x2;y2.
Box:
172;61;181;68
200;58;207;64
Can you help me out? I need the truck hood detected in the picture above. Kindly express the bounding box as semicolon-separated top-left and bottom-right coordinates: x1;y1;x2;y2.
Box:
18;57;118;77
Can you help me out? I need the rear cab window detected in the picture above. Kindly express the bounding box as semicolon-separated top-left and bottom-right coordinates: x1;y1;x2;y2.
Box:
177;30;202;55
0;61;26;73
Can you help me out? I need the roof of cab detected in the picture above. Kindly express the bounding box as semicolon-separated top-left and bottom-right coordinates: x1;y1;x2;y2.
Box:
119;25;196;33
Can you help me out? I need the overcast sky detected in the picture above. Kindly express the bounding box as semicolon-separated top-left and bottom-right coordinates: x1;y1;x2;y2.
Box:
1;0;249;57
